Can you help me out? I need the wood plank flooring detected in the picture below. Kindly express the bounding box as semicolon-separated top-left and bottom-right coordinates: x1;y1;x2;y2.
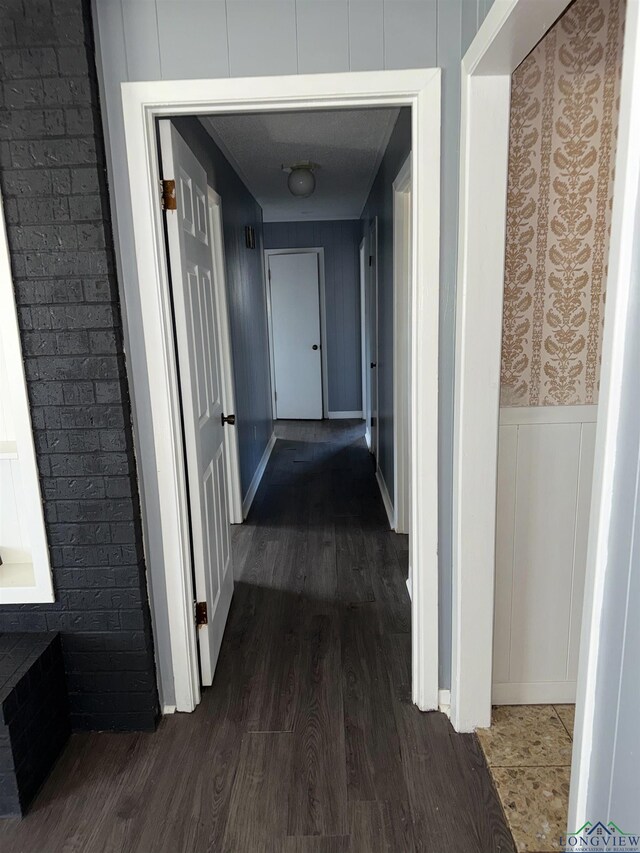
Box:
0;420;515;853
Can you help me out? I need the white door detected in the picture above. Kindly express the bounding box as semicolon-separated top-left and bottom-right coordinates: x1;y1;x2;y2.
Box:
268;252;323;420
368;219;379;460
160;121;234;686
359;239;369;447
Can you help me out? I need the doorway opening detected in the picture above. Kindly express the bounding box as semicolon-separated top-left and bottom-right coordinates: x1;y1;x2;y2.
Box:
121;70;441;716
453;0;629;848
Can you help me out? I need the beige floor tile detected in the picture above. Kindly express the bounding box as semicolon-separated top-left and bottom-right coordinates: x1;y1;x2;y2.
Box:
553;704;575;739
477;705;572;767
491;766;570;852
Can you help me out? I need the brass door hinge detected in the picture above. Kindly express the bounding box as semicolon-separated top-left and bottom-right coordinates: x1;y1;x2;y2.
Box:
195;601;208;627
161;179;176;211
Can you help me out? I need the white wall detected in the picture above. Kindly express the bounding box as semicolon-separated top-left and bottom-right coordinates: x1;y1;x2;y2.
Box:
494;406;596;705
91;0;494;690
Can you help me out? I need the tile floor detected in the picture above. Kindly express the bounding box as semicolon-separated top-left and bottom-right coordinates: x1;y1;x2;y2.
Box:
477;704;575;852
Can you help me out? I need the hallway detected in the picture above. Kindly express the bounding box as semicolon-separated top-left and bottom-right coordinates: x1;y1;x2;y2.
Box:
0;422;514;853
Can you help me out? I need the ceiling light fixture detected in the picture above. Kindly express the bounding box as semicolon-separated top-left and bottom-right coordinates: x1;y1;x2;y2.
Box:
282;161;319;198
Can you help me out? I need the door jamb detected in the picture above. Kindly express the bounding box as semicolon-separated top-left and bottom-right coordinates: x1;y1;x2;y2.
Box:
393;155;412;536
451;0;584;732
264;247;328;419
208;188;243;524
121;69;441;713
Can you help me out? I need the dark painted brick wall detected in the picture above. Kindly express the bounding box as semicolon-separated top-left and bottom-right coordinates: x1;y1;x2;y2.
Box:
0;0;159;731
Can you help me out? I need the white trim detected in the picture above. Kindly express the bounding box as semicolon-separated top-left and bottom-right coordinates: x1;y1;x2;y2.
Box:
327;411;363;420
120;68;441;714
569;0;640;828
499;405;598;427
451;0;574;733
0;190;54;605
242;432;277;519
376;469;395;530
393;154;412;535
208;188;243;525
438;689;451;718
264;247;328;419
162;704;177;715
493;681;577;706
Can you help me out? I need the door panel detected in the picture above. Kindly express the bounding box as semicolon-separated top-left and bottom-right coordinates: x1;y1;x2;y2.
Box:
160;120;234;688
368;219;379;460
268;252;323;420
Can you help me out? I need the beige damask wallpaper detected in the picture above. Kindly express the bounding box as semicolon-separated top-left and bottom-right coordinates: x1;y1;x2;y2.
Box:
500;0;626;407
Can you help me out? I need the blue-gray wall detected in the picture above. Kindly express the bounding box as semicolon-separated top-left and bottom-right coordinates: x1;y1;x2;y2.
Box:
171;118;273;499
361;109;411;514
93;0;496;690
264;220;361;414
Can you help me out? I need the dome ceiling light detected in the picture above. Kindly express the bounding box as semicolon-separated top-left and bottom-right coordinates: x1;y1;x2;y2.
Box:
282;161;319;198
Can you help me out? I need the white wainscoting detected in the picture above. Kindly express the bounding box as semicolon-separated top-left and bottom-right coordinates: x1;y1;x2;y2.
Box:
493;405;597;705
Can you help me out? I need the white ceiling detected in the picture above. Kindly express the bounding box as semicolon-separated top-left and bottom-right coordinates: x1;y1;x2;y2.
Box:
201;108;400;222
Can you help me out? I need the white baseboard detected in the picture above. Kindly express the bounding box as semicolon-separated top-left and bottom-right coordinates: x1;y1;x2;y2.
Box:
376;468;395;529
242;432;276;519
162;704;177;715
438;689;451;718
327;410;363;419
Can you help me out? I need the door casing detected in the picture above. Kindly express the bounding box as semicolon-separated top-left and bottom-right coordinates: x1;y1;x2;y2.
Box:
121;69;441;715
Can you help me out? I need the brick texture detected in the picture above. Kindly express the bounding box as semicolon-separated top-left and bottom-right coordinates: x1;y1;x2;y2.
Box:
0;633;70;816
0;0;159;731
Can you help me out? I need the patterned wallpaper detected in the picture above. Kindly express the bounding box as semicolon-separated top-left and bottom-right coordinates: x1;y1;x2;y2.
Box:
500;0;626;407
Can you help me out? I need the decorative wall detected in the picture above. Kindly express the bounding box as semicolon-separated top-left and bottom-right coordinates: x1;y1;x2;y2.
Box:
500;0;625;407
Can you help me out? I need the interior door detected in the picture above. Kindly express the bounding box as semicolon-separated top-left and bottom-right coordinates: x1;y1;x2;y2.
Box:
368;219;379;461
159;120;234;686
268;252;323;419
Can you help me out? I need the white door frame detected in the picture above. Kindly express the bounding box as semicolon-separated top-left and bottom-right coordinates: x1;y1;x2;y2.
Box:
451;0;594;732
359;237;367;440
393;155;412;536
121;69;441;714
208;188;243;525
264;247;329;419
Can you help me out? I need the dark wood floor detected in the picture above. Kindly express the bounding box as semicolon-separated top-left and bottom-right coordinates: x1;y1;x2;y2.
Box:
0;421;515;853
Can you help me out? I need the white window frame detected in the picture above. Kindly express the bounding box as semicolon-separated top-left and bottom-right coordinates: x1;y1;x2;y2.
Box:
120;69;441;714
0;192;54;604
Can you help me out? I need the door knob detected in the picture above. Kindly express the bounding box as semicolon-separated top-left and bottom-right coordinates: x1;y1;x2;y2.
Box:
312;344;319;351
221;413;236;426
370;362;377;368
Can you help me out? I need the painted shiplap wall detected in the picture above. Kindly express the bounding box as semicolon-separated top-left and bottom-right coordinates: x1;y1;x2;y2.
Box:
361;109;411;503
171;118;273;499
494;407;596;704
264;220;362;414
91;0;495;689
